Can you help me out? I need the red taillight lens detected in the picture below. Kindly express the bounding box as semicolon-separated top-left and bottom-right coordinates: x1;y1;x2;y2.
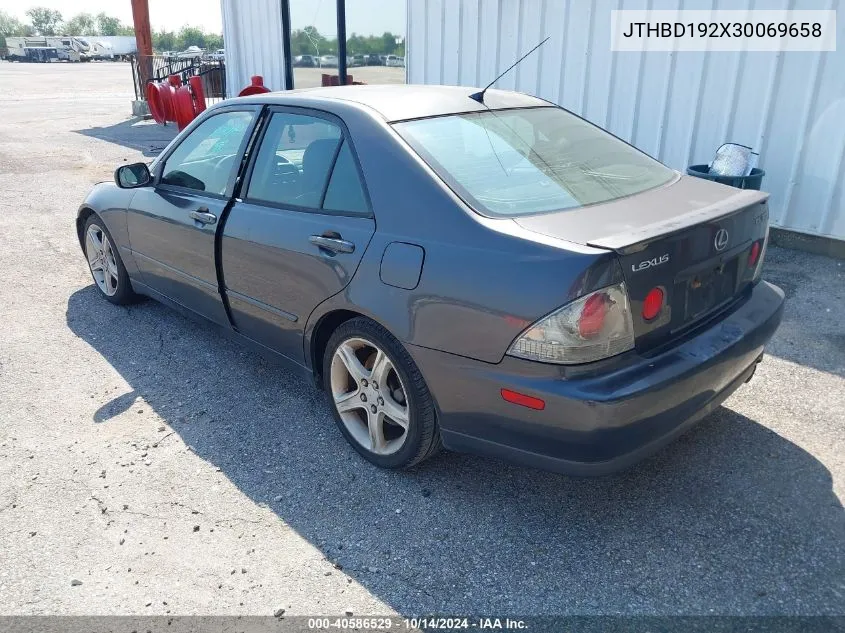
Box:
508;283;635;364
578;293;608;338
748;241;761;267
642;287;664;321
501;388;546;410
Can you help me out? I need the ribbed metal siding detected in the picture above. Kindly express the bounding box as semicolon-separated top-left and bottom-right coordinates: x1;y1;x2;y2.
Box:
221;0;288;97
407;0;845;241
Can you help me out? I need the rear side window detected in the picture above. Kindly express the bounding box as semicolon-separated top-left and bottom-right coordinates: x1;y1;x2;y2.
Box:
160;111;254;196
323;140;368;215
247;112;369;216
394;107;675;217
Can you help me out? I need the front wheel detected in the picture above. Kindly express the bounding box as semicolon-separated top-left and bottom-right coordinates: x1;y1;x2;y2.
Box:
323;317;442;469
83;215;140;305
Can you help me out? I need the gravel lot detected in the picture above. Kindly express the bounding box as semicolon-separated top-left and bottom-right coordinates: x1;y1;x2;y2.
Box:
0;62;842;617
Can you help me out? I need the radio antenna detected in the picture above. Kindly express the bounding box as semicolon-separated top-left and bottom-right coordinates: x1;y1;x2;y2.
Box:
470;36;550;104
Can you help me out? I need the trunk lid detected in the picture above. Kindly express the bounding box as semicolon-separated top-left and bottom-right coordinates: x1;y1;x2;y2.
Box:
514;175;770;352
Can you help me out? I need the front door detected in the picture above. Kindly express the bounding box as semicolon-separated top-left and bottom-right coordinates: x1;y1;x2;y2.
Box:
221;108;375;363
127;107;259;326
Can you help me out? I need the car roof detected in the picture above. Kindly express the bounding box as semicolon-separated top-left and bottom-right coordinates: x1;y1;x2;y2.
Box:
236;84;552;122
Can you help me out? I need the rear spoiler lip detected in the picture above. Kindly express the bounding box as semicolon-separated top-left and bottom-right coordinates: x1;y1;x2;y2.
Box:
587;189;769;254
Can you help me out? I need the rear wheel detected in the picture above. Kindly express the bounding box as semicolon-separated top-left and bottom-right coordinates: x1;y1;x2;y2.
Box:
83;215;139;305
323;317;441;469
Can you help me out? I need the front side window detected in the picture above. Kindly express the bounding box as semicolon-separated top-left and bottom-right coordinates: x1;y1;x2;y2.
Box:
160;111;254;196
394;107;675;217
248;112;369;215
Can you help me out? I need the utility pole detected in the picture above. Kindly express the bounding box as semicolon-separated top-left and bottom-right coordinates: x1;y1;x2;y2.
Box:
131;0;153;86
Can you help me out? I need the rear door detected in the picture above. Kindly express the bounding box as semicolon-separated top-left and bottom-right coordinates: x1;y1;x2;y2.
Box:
221;107;375;363
128;107;260;325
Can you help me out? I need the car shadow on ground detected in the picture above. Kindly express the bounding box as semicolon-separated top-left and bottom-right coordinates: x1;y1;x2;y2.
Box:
762;246;845;377
65;286;844;614
74;118;178;158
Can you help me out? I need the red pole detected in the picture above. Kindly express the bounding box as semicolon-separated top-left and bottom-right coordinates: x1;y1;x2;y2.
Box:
131;0;153;86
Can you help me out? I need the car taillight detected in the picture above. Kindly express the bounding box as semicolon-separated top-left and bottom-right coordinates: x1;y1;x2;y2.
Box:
642;287;664;321
508;282;635;364
578;293;609;338
752;229;769;280
748;241;761;267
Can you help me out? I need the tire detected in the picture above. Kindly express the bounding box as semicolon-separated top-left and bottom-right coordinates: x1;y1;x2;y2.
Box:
83;214;140;306
323;317;442;469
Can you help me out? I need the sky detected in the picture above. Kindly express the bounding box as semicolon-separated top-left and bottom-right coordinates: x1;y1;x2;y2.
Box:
0;0;406;36
291;0;406;38
0;0;222;33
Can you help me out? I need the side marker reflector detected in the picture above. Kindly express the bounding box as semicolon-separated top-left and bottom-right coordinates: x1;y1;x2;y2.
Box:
501;388;546;410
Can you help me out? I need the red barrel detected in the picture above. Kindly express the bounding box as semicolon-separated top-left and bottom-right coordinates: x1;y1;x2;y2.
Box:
239;75;271;96
145;82;166;124
188;76;207;116
174;85;196;130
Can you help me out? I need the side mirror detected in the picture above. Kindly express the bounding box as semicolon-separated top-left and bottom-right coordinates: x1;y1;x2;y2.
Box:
115;162;152;189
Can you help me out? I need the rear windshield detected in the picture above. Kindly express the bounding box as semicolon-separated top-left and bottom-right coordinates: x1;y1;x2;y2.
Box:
394;107;675;217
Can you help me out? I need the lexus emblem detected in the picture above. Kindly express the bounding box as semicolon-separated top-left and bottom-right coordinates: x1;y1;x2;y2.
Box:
714;228;729;252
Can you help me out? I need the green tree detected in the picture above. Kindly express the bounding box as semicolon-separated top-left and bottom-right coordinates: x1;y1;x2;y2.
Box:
0;10;27;35
176;25;207;49
346;33;367;55
96;12;121;36
380;32;394;54
25;7;63;35
291;26;324;56
64;12;96;35
315;30;404;57
150;25;222;54
153;29;176;52
1;10;33;49
205;33;223;51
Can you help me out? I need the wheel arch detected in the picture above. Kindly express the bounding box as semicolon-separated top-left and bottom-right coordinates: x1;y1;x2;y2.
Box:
76;206;97;251
307;308;367;384
314;307;444;468
306;299;409;382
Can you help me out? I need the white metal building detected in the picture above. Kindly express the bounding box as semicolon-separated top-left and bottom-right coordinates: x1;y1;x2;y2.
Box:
222;0;845;243
221;0;289;99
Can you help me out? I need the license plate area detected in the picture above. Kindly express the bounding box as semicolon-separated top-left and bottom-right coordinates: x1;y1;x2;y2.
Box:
684;258;738;321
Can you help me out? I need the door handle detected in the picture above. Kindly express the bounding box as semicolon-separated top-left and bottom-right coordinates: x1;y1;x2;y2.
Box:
309;235;355;254
190;209;217;225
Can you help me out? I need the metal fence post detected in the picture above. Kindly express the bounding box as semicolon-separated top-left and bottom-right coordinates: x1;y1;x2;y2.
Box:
281;0;294;89
336;0;347;85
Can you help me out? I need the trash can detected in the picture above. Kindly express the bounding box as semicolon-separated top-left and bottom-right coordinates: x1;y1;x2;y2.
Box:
686;164;765;190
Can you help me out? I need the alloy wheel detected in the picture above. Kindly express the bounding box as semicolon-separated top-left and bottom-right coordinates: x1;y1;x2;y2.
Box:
330;337;410;455
85;224;119;296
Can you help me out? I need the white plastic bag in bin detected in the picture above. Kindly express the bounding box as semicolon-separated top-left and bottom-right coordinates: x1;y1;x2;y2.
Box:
709;143;759;177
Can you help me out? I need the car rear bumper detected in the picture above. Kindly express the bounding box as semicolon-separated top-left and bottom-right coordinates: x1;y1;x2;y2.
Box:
408;280;785;476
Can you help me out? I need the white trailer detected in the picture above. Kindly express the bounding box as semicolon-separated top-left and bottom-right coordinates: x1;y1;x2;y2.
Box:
86;41;115;60
94;36;137;59
5;36;89;62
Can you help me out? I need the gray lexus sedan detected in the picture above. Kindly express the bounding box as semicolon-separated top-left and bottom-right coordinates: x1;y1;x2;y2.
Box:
76;85;784;475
